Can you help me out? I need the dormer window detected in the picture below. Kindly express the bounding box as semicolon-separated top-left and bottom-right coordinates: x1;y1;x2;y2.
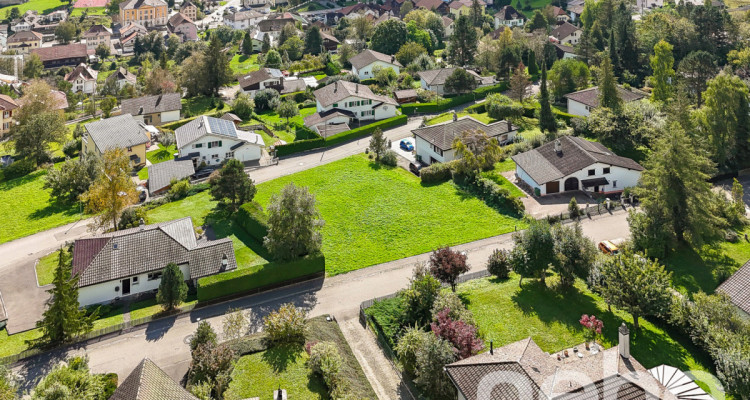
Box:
113;243;119;249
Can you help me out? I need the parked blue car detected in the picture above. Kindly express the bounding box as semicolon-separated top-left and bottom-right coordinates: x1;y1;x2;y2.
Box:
400;139;414;151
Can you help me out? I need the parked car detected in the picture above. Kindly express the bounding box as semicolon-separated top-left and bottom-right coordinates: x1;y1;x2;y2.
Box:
137;186;148;202
598;240;620;255
409;162;423;176
400;139;414;151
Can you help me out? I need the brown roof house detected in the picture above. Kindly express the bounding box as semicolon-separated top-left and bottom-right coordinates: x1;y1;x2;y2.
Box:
167;12;197;42
7;30;42;54
239;67;314;95
110;358;198;400
412;115;517;165
73;217;236;306
418;67;493;96
106;67;138;90
82;114;152;167
446;327;681;400
349;49;402;80
65;63;98;94
551;21;582;46
415;0;450;14
564;86;647;117
718;260;750;318
512;135;643;196
494;5;526;29
84;24;112;51
30;43;88;68
0;94;18;137
121;93;182;126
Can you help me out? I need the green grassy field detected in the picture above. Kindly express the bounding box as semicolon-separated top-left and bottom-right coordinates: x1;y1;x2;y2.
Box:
252;107;317;144
70;6;106;16
137;143;178;180
427;111;495;126
0;0;66;15
0;170;81;245
230;54;260;76
0;328;42;358
129;295;198;321
182;96;230;117
35;250;65;286
253;154;524;275
457;276;720;395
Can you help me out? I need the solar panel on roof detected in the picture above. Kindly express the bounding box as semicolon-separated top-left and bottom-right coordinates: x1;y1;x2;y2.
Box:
207;117;238;138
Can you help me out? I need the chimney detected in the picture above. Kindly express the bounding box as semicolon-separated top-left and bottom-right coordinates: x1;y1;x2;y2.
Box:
554;139;562;154
618;323;630;359
139;218;145;230
391;55;395;63
452;111;457;122
356;83;359;94
507;120;512;131
490;340;494;355
138;106;144;115
334;81;338;93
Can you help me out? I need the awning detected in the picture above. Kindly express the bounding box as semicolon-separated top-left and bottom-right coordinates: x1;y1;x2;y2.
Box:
581;177;609;188
648;365;713;399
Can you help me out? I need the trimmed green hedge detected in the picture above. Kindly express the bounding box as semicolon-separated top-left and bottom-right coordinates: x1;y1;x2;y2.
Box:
197;255;325;302
324;115;408;147
401;82;509;115
235;201;268;242
553;109;579;124
275;137;326;156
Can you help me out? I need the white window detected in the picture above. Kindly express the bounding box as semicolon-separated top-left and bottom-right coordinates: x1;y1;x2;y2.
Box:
147;272;162;281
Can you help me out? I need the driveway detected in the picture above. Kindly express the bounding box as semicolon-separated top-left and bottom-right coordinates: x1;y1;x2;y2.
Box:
0;257;50;334
390;138;416;163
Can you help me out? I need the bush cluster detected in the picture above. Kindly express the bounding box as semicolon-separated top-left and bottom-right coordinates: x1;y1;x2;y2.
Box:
2;158;36;180
308;342;347;398
263;303;307;344
461;177;525;214
401;82;509;115
235;201;269;242
420;161;454;183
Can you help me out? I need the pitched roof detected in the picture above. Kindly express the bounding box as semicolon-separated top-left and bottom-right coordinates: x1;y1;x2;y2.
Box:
224;9;263;22
84;114;150;153
349;49;402;70
320;31;339;44
31;43;88;62
718;260;750;315
220;112;242;122
72;218;237;288
564;86;647;108
108;67;138;85
148;160;195;194
51;90;68;110
65;63;98;82
551;21;580;40
449;0;484;9
7;30;42;43
416;0;445;10
313;80;398;107
168;12;194;28
393;89;418;100
119;0;167;10
238;68;284;90
181;0;197;8
84;24;112;36
511;135;643;185
303;108;355;126
175;115;264;149
446;337;677;400
442;15;454;27
494;5;526;20
0;94;19;111
121;93;182;116
417;67;481;86
110;358;198;400
412;116;517;151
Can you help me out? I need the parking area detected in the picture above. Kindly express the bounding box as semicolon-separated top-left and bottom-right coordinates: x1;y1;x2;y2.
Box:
390;137;416;163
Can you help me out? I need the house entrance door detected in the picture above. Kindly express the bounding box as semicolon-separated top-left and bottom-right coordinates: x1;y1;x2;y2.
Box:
122;278;131;295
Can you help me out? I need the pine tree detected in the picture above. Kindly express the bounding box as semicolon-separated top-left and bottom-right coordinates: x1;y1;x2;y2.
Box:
470;0;483;26
538;62;556;133
527;50;538;76
598;55;621;113
261;33;271;53
242;31;253;55
204;33;232;96
447;15;478;66
34;248;94;346
304;26;323;55
157;263;188;311
608;28;620;77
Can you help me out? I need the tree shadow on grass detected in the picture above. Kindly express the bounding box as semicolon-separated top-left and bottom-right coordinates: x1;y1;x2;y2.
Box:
0;170;45;190
510;279;601;329
662;244;734;296
261;343;304;374
28;200;80;220
205;207;272;261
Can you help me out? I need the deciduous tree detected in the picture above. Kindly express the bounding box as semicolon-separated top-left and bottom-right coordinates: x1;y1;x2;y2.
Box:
429;246;469;292
22;53;43;79
444;68;477;95
81;148;138;231
509;62;531;102
222;307;247;341
276;99;299;129
264;183;324;260
263;303;306;343
414;334;457;399
510;219;555;287
548;59;590;101
452;129;502;177
54;21;76;44
190;321;217;353
10;80;67;165
649;40;675;103
232;92;255;120
371;19;408;55
208;159;257;212
430;308;483;359
157;263;188;311
552;223;596;287
44;156;100;203
368;128;388;162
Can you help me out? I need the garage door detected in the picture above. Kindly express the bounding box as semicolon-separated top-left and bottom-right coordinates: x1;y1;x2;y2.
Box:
546;181;560;194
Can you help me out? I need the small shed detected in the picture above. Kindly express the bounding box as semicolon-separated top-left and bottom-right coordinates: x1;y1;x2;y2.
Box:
220;112;243;127
393;89;418;104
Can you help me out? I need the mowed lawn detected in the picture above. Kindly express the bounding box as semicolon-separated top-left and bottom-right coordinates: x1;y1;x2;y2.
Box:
457;276;721;395
0;170;81;245
254;155;524;275
0;0;66;14
230;54;260;76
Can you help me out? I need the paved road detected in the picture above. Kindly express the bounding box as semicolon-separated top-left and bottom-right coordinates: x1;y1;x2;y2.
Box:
13;211;630;395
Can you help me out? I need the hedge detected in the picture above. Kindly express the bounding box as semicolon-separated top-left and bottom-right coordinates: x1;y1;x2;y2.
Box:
420;161;455;183
324;115;408;147
553;109;579;124
235;201;268;242
400;82;509;115
275;137;326;157
197;255;325;302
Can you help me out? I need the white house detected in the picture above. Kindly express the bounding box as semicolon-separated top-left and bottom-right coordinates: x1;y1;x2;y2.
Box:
564;86;648;117
121;93;182;126
223;10;264;30
494;5;526;29
550;21;582;46
175;115;265;166
348;49;402;80
303;109;355;138
238;67;284;95
417;68;491;96
412;116;517;165
73;218;236;307
312;79;398;122
64;63;98;94
512;135;643;196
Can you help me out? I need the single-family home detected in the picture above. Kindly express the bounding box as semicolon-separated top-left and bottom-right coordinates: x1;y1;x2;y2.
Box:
110;358;199;400
718;260;750;319
180;0;198;21
65;63;98;94
6;30;42;54
223;10;264;30
564;86;648;117
442;15;454;37
551;5;570;22
175;115;265;166
84;24;112;51
412;116;517;165
106;67;138;90
349;49;402;80
415;0;450;14
220;113;242;127
550;21;581;45
553;42;578;60
340;3;382;19
148;159;196;195
119;0;169;27
118;21;148;38
449;0;485;17
243;0;272;12
303;109;355;138
31;43;88;68
312;80;398;122
0;94;18;137
494;5;526;28
121;93;183;126
31;10;67;36
238;67;284;94
445;331;687;400
167;12;197;41
72;217;236;306
417;67;491;95
567;0;584;21
258;12;306;32
321;31;339;52
247;29;276;52
82;114;152;167
512;135;643;196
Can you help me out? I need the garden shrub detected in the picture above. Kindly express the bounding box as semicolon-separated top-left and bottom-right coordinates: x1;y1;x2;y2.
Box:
62;139;80;158
275;137;326;157
118;207;150;230
2;158;36;180
461;177;525;214
381;150;397;167
235;201;268;242
400;82;509;115
365;296;406;348
430;292;475;325
324;62;340;76
308;341;343;393
225;334;268;356
486;248;511;279
263;303;307;343
419;161;453;184
394;327;430;376
169;178;191;200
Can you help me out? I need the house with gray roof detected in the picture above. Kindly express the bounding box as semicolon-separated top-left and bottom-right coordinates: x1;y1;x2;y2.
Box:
446;330;681;400
110;358;198;400
718;260;750;318
175;115;265;167
82;114;152;167
551;21;581;45
148;159;195;195
349;49;402;80
418;68;492;95
411;115;517;165
512;135;643;196
312;79;398;123
564;86;648;117
72;217;236;306
121;93;182;126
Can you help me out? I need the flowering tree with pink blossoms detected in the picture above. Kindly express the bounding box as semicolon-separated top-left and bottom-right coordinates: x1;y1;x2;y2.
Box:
579;314;604;343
